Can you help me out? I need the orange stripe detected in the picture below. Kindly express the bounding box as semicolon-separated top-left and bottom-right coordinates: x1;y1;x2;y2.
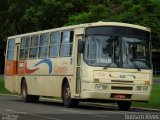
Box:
5;61;13;75
13;61;17;75
5;60;18;75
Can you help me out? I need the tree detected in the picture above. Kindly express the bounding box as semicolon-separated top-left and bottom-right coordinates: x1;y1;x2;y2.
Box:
0;0;160;49
67;4;109;25
109;0;160;49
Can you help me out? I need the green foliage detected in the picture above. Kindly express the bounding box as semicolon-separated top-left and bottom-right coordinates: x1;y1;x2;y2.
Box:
0;0;160;48
133;84;160;109
67;4;109;25
109;0;160;48
0;77;11;94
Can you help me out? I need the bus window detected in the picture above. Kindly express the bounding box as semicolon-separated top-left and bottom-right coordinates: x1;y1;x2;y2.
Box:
39;34;49;58
20;37;30;59
60;31;74;57
7;39;15;60
49;32;60;57
122;37;151;69
29;35;39;59
84;35;120;67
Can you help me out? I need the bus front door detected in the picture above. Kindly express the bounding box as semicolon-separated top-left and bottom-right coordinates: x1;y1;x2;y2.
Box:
76;36;83;95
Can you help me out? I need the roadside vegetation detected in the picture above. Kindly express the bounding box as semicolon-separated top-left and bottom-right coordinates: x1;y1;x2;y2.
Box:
132;84;160;109
0;0;160;49
0;77;11;94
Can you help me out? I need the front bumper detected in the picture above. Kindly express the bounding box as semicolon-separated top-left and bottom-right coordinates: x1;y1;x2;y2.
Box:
80;82;151;102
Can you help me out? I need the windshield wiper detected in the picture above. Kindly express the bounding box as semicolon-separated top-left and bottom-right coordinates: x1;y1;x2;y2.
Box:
103;63;111;69
131;59;141;71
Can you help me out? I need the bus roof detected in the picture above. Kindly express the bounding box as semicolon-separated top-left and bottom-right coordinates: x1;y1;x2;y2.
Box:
8;21;150;39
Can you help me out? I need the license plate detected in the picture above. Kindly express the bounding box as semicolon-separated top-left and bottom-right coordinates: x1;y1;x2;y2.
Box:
113;94;126;99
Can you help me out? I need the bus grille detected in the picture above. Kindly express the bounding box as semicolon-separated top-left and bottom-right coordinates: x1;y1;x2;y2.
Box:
111;86;133;90
111;80;133;83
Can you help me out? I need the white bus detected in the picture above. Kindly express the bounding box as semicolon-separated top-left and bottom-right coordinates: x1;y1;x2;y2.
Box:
5;22;152;110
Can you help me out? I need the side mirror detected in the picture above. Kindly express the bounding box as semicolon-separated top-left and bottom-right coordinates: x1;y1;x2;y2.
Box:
78;40;84;53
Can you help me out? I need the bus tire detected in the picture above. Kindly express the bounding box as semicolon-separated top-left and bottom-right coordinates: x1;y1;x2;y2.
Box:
62;82;79;107
117;101;131;111
30;95;39;103
21;80;30;102
21;80;39;103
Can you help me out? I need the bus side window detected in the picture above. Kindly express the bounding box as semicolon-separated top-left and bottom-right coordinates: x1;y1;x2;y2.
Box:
49;32;60;57
20;37;30;59
39;34;49;58
7;39;15;60
60;31;74;57
29;35;39;59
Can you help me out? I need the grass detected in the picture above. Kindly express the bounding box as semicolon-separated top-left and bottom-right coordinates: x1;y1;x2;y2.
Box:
153;75;160;78
132;84;160;109
0;77;11;94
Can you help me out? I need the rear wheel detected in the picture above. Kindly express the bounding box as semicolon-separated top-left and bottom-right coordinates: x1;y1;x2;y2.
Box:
62;82;79;107
117;101;131;111
21;80;39;102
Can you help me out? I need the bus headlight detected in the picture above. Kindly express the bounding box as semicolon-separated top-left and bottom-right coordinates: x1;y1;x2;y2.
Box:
136;86;148;91
142;86;148;91
95;84;101;90
95;84;108;90
137;86;141;91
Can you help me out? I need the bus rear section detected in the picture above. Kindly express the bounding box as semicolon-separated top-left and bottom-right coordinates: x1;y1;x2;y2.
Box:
5;38;18;93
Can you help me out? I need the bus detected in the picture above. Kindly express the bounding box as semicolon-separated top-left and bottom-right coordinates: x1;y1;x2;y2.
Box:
5;22;152;110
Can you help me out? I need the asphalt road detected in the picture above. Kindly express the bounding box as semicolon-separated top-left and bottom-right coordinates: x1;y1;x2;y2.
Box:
0;95;159;120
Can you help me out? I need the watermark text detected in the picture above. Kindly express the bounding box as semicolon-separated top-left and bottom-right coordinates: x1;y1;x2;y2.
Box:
2;113;18;120
125;114;159;120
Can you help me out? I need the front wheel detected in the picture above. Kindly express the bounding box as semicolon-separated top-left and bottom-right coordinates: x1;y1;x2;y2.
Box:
117;101;131;111
62;82;79;107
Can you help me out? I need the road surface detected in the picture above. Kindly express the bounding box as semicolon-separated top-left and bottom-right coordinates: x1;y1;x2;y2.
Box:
0;95;159;120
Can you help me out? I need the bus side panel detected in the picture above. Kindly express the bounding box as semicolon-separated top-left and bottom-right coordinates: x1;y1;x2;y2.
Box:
5;61;17;75
16;76;22;94
5;76;14;92
5;60;17;92
22;58;74;97
17;60;25;75
24;75;73;97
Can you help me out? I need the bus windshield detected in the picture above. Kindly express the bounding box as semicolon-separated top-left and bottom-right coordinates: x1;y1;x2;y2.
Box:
84;26;152;69
84;35;120;67
122;37;151;69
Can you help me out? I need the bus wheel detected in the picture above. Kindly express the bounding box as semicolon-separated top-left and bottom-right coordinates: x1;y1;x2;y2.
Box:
21;81;39;102
62;82;79;107
117;101;131;111
21;80;30;102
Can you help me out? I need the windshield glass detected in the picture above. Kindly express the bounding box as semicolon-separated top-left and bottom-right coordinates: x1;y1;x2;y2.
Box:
84;35;120;67
84;26;152;69
122;37;151;69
